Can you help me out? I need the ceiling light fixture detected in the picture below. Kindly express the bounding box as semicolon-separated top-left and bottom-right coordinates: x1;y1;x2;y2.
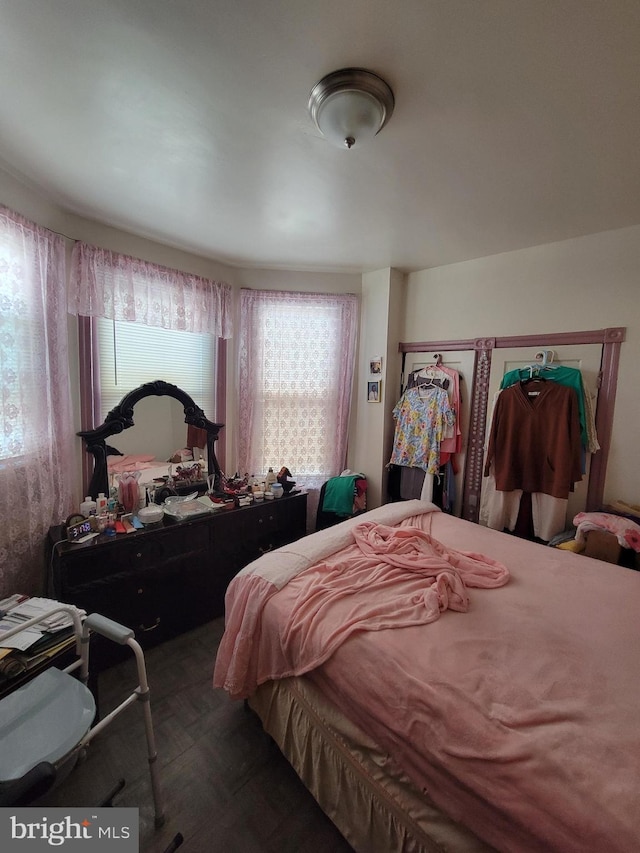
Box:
308;67;395;150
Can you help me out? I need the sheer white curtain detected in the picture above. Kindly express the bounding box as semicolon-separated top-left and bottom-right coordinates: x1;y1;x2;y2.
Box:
0;207;74;596
68;241;233;338
238;289;358;524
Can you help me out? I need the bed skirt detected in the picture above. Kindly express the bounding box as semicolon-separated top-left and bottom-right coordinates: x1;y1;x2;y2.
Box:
249;676;493;853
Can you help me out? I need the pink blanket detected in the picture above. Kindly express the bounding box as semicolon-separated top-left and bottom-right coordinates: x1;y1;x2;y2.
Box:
216;502;640;852
307;514;640;853
214;503;509;699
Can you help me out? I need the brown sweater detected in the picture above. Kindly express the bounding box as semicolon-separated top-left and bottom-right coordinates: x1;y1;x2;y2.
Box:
484;381;582;499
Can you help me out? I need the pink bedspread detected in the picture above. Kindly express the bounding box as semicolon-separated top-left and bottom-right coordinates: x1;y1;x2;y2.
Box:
307;513;640;853
214;502;508;698
215;501;640;852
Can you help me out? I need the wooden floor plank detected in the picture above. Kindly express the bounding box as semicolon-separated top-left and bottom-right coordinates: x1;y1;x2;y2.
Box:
42;617;355;852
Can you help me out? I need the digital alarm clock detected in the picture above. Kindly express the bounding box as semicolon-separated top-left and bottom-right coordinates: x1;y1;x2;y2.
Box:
66;514;99;543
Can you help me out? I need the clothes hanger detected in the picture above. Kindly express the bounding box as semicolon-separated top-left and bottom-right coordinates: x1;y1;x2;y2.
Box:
417;375;440;389
520;350;556;382
414;355;450;390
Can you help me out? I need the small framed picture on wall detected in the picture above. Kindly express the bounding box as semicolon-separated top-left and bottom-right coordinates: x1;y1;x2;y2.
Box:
367;380;381;403
369;356;382;375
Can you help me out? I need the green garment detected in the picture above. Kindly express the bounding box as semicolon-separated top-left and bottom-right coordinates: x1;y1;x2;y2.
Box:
322;475;360;516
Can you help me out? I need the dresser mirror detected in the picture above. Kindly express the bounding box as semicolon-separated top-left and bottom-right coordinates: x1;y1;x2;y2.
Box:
78;379;224;499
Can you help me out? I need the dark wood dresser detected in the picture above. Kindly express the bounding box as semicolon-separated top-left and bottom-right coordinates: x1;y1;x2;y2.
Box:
48;492;307;669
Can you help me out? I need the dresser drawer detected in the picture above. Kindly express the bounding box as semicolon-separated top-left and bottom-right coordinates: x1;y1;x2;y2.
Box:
48;493;308;670
59;522;210;593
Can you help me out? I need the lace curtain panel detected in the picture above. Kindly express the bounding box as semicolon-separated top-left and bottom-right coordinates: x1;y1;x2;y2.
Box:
68;241;233;338
238;289;358;520
0;207;74;596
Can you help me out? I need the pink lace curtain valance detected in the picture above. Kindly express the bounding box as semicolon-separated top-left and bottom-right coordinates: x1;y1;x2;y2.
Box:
68;242;233;338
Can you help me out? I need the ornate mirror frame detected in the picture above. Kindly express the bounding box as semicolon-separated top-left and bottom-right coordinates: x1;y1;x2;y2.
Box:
78;380;224;499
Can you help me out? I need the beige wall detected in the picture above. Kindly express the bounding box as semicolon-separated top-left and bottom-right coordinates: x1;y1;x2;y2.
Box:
349;270;390;506
402;226;640;506
348;268;406;507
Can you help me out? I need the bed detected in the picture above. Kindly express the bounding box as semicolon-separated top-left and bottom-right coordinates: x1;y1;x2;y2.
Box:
107;454;206;496
214;500;639;852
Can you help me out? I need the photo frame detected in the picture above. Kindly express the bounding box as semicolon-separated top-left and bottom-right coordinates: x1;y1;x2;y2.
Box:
367;380;381;403
369;356;382;376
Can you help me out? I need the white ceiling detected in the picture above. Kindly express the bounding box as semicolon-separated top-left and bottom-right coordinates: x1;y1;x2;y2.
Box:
1;0;640;274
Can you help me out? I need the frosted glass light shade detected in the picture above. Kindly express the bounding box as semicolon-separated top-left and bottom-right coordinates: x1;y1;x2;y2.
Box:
308;68;394;149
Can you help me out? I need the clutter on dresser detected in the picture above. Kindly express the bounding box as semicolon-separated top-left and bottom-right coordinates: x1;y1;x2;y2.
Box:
137;504;165;526
117;470;142;513
214;466;301;506
277;466;297;494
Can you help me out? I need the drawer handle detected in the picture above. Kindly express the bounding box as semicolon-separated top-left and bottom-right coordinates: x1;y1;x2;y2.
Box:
138;617;161;632
258;544;273;554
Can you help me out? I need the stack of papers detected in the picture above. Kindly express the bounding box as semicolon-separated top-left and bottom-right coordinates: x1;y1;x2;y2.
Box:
0;596;83;652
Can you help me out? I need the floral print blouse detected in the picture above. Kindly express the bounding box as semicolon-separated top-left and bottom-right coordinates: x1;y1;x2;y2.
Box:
390;387;455;474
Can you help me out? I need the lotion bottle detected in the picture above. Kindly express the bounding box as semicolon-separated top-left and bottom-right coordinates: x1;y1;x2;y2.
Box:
80;496;97;518
96;492;108;514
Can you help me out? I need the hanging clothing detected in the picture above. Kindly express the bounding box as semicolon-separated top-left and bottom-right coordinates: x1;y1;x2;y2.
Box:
406;365;463;459
398;465;426;500
484;380;582;499
390;386;454;474
500;364;598;453
397;365;462;508
482;466;569;542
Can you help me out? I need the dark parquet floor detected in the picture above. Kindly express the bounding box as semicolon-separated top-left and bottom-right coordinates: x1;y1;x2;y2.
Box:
44;618;355;852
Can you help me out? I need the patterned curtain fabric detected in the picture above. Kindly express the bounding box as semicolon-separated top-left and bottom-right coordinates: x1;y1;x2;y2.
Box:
238;289;358;520
0;207;74;596
68;241;233;339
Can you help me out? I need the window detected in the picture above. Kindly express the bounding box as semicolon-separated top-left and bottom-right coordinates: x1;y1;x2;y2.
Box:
238;289;358;493
70;242;231;482
0;250;40;461
0;211;70;464
0;206;73;595
96;317;217;422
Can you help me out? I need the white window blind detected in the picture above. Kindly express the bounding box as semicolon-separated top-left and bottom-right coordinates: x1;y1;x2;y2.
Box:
96;317;217;422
